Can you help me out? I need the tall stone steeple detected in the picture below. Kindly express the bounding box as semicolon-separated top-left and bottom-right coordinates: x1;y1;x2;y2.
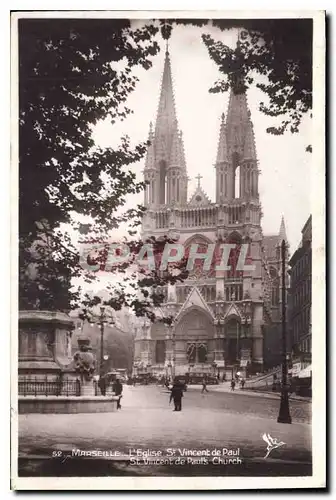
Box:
278;215;287;242
155;48;177;142
215;113;230;203
143;122;156;206
144;48;188;206
215;65;259;202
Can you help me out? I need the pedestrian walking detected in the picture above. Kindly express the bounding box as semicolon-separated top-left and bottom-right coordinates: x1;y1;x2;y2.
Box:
113;378;123;410
201;378;208;393
169;381;184;411
240;378;245;390
98;376;106;396
230;379;236;391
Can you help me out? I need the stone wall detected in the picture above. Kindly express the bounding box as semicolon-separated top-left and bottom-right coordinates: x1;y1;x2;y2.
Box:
19;396;119;414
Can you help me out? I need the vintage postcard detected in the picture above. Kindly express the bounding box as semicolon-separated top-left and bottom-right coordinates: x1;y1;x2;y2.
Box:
11;10;326;490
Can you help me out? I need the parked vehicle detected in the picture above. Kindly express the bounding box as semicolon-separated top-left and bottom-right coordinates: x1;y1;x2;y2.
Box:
184;373;219;385
133;374;158;385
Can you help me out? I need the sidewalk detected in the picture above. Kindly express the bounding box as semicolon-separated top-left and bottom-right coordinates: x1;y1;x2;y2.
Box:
187;383;311;402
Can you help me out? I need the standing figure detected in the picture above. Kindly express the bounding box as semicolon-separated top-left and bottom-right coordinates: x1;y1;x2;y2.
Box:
113;378;123;410
201;378;209;393
241;378;245;389
169;382;184;411
231;379;236;391
98;376;107;396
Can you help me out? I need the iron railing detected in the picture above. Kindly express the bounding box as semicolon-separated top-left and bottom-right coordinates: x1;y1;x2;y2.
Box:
94;381;117;396
18;377;81;397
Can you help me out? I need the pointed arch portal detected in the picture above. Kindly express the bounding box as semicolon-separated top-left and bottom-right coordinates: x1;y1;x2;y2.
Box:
175;307;214;338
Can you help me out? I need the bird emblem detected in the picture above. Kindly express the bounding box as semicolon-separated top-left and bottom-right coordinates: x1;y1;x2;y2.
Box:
262;433;285;459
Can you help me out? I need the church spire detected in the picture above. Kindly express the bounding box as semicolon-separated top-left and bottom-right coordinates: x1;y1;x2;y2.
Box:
146;47;188;206
279;215;287;242
225;29;254;161
179;130;187;171
144;121;155;171
243;112;257;160
143;121;156;206
216;112;229;164
155;48;178;140
214;31;260;204
215;113;231;203
226;85;250;157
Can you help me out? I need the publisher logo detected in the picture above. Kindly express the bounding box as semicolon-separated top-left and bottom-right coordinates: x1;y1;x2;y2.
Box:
262;433;285;459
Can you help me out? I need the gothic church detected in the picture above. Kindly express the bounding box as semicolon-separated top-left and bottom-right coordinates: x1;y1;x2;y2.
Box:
133;48;287;379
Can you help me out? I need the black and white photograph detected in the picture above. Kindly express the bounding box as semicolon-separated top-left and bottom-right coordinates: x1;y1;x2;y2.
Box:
11;10;325;490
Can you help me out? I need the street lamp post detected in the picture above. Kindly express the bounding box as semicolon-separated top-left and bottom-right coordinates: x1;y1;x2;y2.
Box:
170;322;176;380
99;306;105;378
242;300;252;372
236;320;240;364
79;302;114;381
277;239;292;424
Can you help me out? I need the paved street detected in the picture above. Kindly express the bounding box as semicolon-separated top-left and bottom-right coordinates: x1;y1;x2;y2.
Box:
19;385;312;476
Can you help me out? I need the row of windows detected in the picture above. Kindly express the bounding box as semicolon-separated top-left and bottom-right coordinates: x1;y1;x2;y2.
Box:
155;337;247;364
291;251;311;281
155;341;208;364
176;285;244;303
176;286;192;304
292;307;311;343
225;284;243;302
300;337;311;353
292;278;311;308
199;286;216;302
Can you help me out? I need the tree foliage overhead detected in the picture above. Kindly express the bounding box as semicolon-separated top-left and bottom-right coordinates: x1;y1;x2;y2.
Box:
164;18;312;137
20;19;158;236
202;19;312;136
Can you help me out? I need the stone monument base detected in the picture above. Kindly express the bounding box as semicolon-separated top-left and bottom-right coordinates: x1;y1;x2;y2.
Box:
19;310;75;379
19;395;120;414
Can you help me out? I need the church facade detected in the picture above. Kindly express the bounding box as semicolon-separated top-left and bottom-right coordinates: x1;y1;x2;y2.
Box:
133;49;287;380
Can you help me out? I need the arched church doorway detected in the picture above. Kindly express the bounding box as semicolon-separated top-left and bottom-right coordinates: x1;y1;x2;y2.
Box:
175;308;214;365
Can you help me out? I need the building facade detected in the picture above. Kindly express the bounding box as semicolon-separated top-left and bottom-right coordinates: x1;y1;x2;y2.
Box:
133;48;286;380
288;216;312;363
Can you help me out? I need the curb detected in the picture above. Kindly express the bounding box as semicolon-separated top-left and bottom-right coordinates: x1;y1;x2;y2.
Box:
186;385;311;402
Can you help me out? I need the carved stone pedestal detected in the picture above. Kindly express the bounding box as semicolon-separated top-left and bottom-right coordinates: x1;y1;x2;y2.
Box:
19;310;75;380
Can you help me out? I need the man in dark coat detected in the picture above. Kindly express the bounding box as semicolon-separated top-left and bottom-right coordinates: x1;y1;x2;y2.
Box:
169;381;184;411
98;376;106;396
113;378;123;409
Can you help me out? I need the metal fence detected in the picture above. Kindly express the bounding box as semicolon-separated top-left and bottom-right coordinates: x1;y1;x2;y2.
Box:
18;377;81;397
93;381;117;396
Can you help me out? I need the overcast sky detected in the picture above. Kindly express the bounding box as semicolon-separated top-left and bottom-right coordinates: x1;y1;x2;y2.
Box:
92;21;312;253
